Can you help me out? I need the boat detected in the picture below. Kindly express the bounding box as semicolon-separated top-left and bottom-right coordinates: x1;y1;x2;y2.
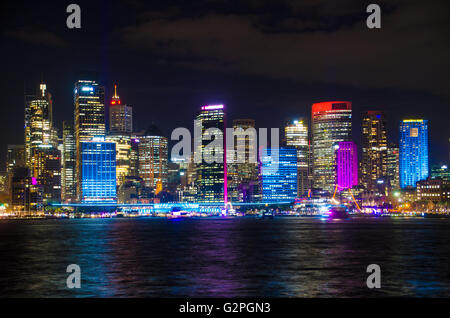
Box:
328;205;349;219
169;207;190;218
261;210;275;219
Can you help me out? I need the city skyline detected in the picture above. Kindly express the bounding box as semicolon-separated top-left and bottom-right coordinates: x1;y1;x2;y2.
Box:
4;78;446;209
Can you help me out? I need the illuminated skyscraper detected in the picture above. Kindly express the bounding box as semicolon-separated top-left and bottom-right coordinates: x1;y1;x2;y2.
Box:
80;140;116;203
361;111;387;190
6;145;26;175
10;167;43;213
335;141;358;189
227;119;258;202
31;146;61;203
130;136;140;177
311;101;352;192
0;172;7;194
109;84;133;134
62;121;76;202
387;145;400;190
74;80;105;201
106;133;132;187
399;119;429;188
24;83;53;166
261;148;297;202
138;125;168;192
50;126;60;149
195;105;226;203
285;118;310;196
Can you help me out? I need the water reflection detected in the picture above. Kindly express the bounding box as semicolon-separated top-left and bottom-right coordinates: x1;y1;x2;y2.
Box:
0;217;449;297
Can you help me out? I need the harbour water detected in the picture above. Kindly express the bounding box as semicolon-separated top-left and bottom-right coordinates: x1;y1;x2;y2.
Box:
0;217;449;297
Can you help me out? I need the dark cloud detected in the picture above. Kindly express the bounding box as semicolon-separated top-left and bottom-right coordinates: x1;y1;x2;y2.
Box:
120;0;450;98
4;29;69;48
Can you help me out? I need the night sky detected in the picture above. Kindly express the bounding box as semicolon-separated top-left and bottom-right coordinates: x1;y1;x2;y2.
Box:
1;0;449;168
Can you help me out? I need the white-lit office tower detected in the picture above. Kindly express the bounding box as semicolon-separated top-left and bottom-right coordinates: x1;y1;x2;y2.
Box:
285;119;310;196
62;121;76;202
74;80;105;201
24;83;53;166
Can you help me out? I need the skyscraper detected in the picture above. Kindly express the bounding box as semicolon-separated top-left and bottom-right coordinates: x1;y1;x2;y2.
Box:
261;148;297;202
74;80;105;201
311;101;352;192
138;125;168;192
0;172;7;194
387;145;400;190
6;145;26;175
130;136;140;177
285;119;310;196
109;85;133;134
62;121;76;202
335;141;358;189
80;140;116;203
106;134;132;187
195;105;226;203
227;119;258;202
24;83;53;166
399;119;429;188
10;167;43;213
361;111;388;191
30;146;61;203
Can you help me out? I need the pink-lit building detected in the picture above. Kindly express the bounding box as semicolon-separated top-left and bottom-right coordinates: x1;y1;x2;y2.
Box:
335;141;358;189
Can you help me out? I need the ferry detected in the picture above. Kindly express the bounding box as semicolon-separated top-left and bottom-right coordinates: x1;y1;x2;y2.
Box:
169;207;191;218
327;205;350;219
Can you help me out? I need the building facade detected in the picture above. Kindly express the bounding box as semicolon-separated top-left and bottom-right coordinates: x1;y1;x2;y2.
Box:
24;83;53;166
138;125;168;192
195;105;226;203
74;80;105;201
261;148;297;202
109;85;133;134
6;145;26;175
399;119;429;188
335;141;358;189
10;167;43;213
80;140;116;203
285;118;310;196
361;111;387;190
416;178;450;202
62;121;76;202
106;133;132;187
430;164;449;181
30;146;61;203
387;145;400;190
227;119;259;202
311;101;352;192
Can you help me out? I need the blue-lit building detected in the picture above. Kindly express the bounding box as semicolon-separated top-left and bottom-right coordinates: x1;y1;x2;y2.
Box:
81;140;116;202
399;119;429;188
261;148;297;202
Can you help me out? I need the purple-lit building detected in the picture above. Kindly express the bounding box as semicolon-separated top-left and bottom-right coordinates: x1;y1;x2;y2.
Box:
335;141;358;189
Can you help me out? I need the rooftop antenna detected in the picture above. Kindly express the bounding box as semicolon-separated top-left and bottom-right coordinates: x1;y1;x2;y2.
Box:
113;84;119;99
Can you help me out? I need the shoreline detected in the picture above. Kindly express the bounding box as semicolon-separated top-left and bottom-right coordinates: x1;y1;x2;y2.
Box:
1;213;449;221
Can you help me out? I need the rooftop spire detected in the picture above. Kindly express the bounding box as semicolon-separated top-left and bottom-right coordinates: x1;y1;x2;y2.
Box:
111;84;121;105
113;84;119;99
